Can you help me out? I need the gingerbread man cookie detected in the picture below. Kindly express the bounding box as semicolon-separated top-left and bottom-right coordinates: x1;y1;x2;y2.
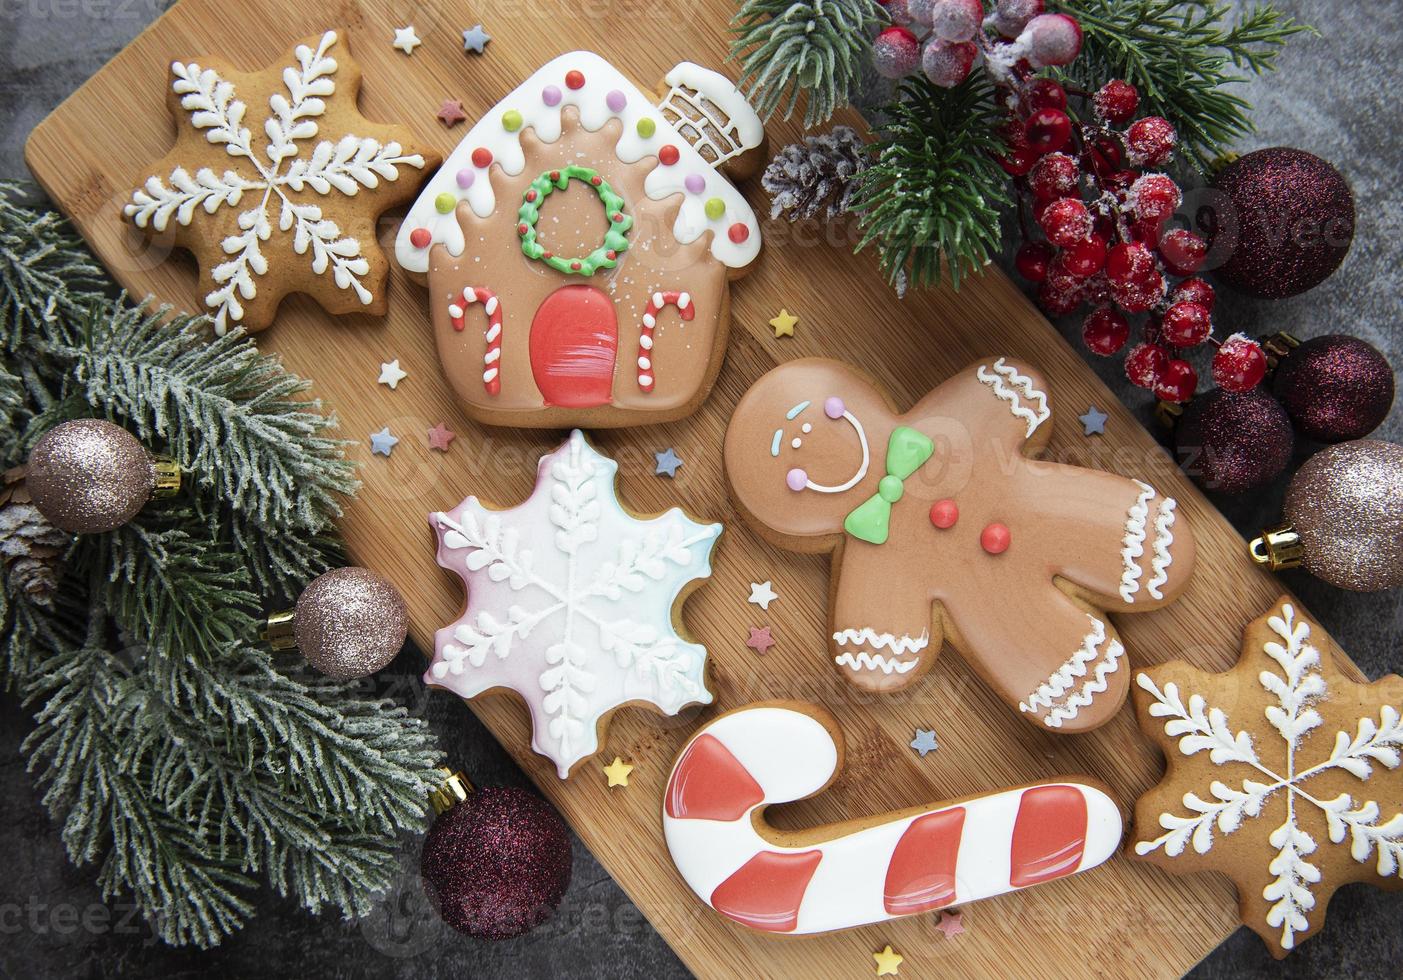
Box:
124;30;437;334
724;357;1197;732
662;702;1122;934
1133;598;1402;957
395;51;765;428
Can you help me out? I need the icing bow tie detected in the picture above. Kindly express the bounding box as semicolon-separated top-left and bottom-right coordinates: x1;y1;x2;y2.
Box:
843;426;935;545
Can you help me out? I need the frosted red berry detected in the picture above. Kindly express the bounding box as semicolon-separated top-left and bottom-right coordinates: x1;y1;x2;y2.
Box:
1023;13;1083;68
1105;242;1155;287
1062;234;1108;278
1212;333;1269;393
1026;78;1067;112
1093;80;1139;124
1161;301;1213;347
1082;308;1130;355
998;147;1041;176
1170;276;1216;312
1129;174;1181;223
923;38;979;87
1028;152;1080;200
1111;270;1166;313
930;0;985;41
990;0;1044;38
1038;197;1092;247
1025;108;1073;154
1154;359;1198;403
1038;279;1084;315
1015;240;1055;282
1125;116;1177;167
1159;228;1208;276
873;26;922;79
1085;137;1124;177
1125;343;1169;388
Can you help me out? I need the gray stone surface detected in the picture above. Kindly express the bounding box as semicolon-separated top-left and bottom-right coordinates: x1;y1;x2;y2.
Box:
0;0;1399;977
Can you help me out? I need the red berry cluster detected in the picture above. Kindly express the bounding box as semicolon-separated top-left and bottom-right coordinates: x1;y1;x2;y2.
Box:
1004;76;1266;402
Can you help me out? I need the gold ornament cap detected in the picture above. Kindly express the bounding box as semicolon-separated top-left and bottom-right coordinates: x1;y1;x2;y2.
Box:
261;609;297;650
429;768;475;815
1258;331;1302;372
152;455;182;497
1249;523;1306;570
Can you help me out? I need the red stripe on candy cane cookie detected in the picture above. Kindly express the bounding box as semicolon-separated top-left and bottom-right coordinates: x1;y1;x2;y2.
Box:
883;807;966;915
665;734;765;822
710;850;822;933
637;290;694;393
448;286;503;396
1009;784;1088;887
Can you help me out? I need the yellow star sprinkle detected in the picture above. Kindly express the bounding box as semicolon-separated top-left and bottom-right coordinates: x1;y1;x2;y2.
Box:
769;308;798;338
873;945;903;976
603;757;634;787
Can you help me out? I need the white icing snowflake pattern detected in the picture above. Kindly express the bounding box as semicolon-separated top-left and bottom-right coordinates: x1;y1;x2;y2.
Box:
428;430;721;778
124;31;425;333
1135;604;1403;951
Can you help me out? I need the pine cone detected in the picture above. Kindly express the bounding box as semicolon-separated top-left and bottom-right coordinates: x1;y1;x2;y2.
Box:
762;125;868;222
0;500;70;607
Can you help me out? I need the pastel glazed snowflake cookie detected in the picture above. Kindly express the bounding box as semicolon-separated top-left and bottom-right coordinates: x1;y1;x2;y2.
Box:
1132;598;1403;957
124;30;438;333
427;430;722;778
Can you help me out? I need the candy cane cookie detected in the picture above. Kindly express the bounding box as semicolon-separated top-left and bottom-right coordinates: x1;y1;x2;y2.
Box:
662;702;1123;935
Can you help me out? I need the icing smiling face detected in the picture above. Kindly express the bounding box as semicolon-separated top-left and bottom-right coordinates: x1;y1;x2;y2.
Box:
724;357;1198;733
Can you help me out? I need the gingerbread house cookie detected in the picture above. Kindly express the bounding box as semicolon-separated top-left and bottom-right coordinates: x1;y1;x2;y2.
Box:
396;52;764;428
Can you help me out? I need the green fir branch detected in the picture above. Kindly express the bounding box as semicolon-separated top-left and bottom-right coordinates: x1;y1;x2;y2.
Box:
851;74;1012;291
1053;0;1311;169
730;0;886;126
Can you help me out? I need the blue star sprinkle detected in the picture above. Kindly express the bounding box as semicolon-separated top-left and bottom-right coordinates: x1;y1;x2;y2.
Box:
462;25;491;54
1079;405;1109;437
653;448;683;478
910;728;939;757
369;427;399;456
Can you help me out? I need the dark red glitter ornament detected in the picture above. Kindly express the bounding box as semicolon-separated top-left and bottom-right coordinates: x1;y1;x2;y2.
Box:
1175;387;1294;494
421;780;572;941
1208;148;1355;299
1272;334;1395;443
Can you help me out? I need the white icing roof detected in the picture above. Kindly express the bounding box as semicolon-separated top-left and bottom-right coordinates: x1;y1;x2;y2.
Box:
396;51;762;274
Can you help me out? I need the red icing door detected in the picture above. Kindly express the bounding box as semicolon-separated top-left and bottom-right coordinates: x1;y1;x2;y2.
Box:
529;284;617;407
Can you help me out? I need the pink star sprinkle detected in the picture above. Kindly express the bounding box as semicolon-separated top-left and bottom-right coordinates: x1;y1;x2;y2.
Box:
936;910;965;938
745;626;774;655
437;100;467;126
427;423;456;451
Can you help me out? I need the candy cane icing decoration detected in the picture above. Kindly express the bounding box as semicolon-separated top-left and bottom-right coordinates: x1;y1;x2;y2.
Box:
448;286;503;395
637;290;693;393
662;703;1122;935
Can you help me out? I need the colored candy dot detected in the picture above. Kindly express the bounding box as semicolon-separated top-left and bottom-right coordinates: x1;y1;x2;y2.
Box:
518;223;528;236
591;175;602;186
542;84;562;106
570;260;582;271
786;468;807;492
824;397;845;419
658;144;680;166
565;70;586;90
980;523;1011;555
878;475;904;504
434;192;456;214
606;89;627;112
685;173;706;194
704;197;726;220
636;117;656;139
728;222;750;244
471;147;492;168
502;109;523;132
409;227;431;249
929;499;959;529
455;168;475;189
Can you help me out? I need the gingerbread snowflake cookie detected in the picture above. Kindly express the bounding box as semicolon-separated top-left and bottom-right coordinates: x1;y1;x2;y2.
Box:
395;51;765;428
428;430;722;778
124;30;438;333
723;357;1197;733
1132;598;1402;957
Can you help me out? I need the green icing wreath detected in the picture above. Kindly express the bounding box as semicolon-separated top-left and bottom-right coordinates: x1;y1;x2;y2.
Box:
517;165;633;276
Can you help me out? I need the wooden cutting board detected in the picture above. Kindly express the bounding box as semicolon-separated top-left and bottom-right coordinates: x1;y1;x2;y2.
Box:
25;0;1358;975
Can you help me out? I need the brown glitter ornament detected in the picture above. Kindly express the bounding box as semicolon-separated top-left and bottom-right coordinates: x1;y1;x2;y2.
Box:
1250;440;1403;592
1175;388;1294;494
24;419;178;533
1272;334;1395;443
1208;148;1355;299
270;566;408;678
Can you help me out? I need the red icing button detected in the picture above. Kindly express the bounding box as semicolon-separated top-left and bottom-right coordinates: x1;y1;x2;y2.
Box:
408;227;431;249
929;499;958;529
471;147;492;168
728;222;750;244
980;522;1011;554
565;69;586;90
658;144;680;166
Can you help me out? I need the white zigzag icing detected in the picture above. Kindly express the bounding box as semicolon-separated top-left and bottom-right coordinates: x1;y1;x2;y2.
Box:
1019;615;1125;729
1146;497;1177;599
976;357;1051;439
832;628;930;656
1119;480;1155;603
834;651;921;675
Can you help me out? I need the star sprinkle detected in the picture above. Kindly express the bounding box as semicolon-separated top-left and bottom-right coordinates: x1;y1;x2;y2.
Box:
745;626;775;655
427;423;456;451
748;580;779;611
369;427;398;456
603;757;634;787
392;26;421;55
1079;404;1109;436
437;99;468;126
909;728;939;757
769;308;798;338
936;910;965;937
873;945;903;976
462;25;491;54
378;359;408;389
654;448;683;478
